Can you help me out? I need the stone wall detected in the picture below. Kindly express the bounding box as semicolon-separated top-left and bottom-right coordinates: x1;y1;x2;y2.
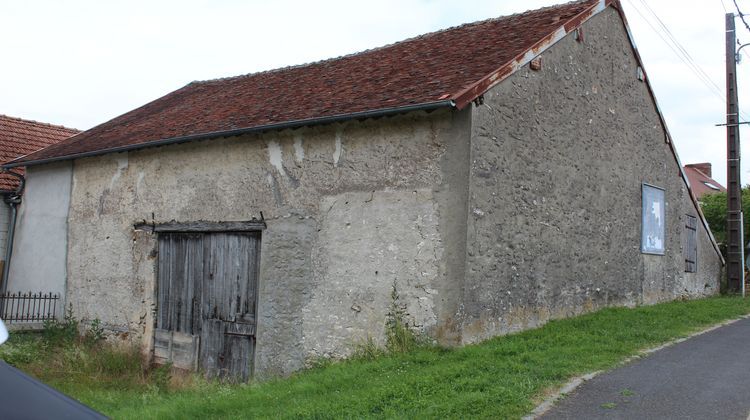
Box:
460;6;722;343
65;108;471;377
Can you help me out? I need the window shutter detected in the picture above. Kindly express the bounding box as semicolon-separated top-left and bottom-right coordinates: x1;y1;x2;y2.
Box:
685;215;698;273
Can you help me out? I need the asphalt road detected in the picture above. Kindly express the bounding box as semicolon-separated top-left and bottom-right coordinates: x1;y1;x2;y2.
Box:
541;317;750;420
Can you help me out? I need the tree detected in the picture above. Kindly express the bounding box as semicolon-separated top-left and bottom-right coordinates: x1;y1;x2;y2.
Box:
700;186;750;257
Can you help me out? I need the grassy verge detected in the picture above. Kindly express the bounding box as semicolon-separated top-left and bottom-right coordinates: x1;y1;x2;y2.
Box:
0;311;178;399
3;296;750;419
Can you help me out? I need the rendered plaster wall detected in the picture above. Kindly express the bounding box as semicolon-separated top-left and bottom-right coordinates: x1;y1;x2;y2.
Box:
0;201;9;267
65;108;470;377
461;6;722;343
6;162;72;306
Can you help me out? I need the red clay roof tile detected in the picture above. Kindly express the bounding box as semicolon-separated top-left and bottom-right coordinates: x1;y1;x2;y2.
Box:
683;164;726;199
11;0;601;166
0;115;79;191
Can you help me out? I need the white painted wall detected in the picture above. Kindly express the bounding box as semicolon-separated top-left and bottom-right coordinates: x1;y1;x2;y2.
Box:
0;201;10;261
7;162;72;310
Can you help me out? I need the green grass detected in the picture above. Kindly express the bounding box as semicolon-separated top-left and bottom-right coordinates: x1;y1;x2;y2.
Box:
3;296;750;419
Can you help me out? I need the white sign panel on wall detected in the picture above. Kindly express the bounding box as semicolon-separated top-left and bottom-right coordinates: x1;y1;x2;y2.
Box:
641;183;665;255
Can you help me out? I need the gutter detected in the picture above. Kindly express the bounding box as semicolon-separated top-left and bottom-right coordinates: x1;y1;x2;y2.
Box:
4;100;455;169
0;170;24;313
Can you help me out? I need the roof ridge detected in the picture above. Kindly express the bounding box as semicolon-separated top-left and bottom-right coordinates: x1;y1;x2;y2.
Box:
192;0;595;86
685;165;723;186
684;165;710;179
0;114;80;133
695;169;718;182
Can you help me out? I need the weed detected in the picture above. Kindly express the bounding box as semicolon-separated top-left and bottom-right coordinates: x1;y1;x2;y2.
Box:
167;369;202;390
42;303;78;346
352;283;424;357
385;282;419;354
620;388;635;397
601;402;617;409
0;332;40;366
151;362;173;392
84;318;105;347
352;336;384;360
94;345;144;376
307;355;335;370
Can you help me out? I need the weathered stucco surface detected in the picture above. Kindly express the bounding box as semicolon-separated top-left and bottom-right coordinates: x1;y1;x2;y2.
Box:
66;109;471;376
461;7;722;343
7;162;72;306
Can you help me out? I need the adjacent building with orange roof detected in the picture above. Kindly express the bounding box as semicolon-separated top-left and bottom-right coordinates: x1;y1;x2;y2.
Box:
0;115;78;293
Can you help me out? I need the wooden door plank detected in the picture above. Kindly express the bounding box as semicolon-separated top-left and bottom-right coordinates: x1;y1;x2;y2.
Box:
222;334;252;383
153;328;200;370
156;236;169;329
247;233;261;316
190;235;204;334
226;322;255;336
199;319;225;378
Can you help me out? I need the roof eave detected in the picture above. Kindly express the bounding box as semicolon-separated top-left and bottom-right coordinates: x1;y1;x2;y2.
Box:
4;100;455;169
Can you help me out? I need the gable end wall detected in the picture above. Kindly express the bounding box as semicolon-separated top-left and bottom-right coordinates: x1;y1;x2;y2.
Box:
461;6;722;343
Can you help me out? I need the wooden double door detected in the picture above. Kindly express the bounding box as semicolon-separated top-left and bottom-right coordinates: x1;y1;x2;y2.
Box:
154;231;260;382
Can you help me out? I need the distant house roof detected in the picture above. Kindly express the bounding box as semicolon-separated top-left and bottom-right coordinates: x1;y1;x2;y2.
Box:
8;0;610;167
684;163;726;199
0;115;79;191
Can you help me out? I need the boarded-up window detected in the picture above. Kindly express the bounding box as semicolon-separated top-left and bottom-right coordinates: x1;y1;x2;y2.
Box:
685;215;698;272
155;230;261;381
641;184;666;255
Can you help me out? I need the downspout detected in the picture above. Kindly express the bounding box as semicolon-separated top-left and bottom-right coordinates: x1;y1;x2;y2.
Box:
0;170;25;314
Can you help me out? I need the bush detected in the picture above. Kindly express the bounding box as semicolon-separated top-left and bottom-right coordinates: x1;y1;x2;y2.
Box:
701;187;750;257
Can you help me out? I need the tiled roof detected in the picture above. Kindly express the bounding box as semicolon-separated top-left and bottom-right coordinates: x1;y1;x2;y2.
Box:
0;115;79;191
10;0;607;166
684;164;726;199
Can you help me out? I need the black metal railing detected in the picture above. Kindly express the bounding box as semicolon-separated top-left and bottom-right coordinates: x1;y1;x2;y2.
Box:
0;292;59;324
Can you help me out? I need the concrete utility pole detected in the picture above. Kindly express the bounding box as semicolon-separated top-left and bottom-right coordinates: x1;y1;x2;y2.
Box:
726;13;744;294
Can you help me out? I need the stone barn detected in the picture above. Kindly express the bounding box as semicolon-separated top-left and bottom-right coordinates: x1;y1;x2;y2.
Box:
5;0;723;380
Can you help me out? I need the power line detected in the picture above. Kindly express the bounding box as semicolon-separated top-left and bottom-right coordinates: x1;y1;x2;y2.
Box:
731;1;750;121
720;0;729;14
644;0;750;121
637;0;725;96
734;0;750;34
625;0;750;121
626;1;724;100
742;44;750;61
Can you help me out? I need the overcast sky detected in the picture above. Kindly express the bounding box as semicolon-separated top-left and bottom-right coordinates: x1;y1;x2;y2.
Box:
1;0;748;186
